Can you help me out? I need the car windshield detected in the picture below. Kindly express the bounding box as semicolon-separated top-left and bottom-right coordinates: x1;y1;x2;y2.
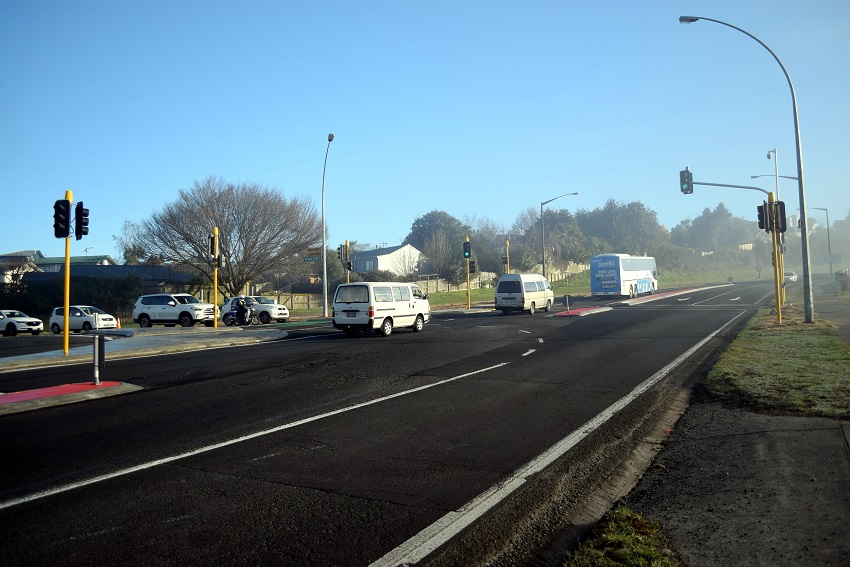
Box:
251;297;274;304
80;306;105;315
176;295;200;304
4;310;26;317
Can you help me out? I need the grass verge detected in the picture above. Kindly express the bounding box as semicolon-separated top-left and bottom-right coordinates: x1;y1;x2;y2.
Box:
564;287;850;565
564;506;681;566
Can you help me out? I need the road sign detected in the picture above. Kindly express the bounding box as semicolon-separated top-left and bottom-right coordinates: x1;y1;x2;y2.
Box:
303;256;322;262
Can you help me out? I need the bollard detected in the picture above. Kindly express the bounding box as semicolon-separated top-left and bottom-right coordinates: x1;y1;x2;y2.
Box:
564;294;571;313
92;334;105;385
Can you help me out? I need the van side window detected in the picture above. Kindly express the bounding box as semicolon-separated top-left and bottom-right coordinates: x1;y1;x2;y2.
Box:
536;282;545;291
374;287;394;302
392;286;410;301
412;287;425;299
524;282;537;293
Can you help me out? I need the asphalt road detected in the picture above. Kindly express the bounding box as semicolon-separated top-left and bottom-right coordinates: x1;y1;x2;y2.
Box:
0;282;774;566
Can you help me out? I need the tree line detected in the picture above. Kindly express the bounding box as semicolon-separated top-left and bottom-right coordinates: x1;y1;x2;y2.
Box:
113;176;849;295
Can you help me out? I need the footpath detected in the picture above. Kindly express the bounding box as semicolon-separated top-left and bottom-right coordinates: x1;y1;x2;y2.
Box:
624;282;850;567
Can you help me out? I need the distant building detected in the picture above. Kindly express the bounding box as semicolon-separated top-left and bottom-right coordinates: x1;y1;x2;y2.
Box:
349;244;423;276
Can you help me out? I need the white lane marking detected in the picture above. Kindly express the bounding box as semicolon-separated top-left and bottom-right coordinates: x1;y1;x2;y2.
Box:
371;309;748;567
0;363;509;511
519;330;531;334
537;338;544;343
730;297;741;301
521;349;536;357
677;297;691;301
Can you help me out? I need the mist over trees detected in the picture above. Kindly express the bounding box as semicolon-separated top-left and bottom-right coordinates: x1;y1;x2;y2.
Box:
399;200;850;281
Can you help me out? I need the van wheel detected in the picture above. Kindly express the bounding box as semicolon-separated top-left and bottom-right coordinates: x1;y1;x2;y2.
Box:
544;300;551;312
413;315;424;332
528;303;536;315
379;318;393;336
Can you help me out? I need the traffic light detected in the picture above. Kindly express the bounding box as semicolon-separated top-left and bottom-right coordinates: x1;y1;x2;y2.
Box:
679;168;693;194
346;261;352;271
209;234;217;257
469;260;476;274
757;204;766;230
337;246;343;260
772;201;787;233
74;201;89;240
463;240;471;259
53;199;71;238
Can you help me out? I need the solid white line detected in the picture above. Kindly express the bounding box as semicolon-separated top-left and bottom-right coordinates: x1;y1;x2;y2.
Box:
521;349;536;357
370;309;748;567
0;363;509;511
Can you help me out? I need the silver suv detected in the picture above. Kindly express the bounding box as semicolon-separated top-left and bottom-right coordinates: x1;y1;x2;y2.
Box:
221;296;289;325
133;293;217;328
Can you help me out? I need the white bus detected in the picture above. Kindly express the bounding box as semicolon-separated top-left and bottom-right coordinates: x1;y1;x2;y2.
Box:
590;254;657;298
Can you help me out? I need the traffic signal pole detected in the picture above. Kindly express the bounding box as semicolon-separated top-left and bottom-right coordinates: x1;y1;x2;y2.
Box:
63;190;72;355
465;237;471;309
768;192;782;324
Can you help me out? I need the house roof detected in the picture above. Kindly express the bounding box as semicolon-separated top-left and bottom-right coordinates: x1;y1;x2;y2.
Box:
350;244;419;259
22;263;205;284
37;255;117;266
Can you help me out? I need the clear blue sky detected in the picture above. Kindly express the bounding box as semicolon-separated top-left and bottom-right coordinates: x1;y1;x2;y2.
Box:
2;1;848;261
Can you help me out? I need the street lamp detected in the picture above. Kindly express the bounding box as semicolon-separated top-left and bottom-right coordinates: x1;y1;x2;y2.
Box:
321;133;334;317
679;15;815;322
540;192;579;278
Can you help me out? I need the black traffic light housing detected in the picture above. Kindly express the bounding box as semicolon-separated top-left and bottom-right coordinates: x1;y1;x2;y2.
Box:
469;260;476;274
463;241;471;259
679;168;693;194
773;201;787;233
74;201;89;240
757;204;766;231
337;246;343;260
53;199;71;238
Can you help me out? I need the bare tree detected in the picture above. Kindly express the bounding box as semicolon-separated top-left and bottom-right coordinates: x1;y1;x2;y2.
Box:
421;229;452;277
126;176;321;296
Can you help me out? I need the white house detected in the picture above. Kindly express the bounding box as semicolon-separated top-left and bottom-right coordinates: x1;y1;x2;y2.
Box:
350;244;423;276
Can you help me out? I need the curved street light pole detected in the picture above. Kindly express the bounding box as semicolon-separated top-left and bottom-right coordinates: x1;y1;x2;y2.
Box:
321;133;334;317
540;192;579;278
680;15;815;322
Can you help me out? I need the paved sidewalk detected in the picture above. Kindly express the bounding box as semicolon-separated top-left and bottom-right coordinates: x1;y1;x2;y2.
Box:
625;281;850;566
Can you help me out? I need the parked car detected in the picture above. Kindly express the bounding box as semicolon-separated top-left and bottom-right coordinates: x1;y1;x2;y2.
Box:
0;309;44;336
49;305;117;334
784;271;798;282
132;293;217;328
221;296;289;325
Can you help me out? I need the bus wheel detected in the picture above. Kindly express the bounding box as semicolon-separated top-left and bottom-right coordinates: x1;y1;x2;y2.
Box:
650;283;655;295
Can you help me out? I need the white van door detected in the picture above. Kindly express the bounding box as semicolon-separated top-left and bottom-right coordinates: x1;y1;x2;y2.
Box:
391;285;414;327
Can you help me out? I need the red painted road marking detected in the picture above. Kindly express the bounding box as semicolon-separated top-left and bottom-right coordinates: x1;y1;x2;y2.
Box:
0;382;122;405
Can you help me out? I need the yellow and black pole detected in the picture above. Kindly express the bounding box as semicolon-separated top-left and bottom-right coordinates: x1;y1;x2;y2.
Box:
465;236;471;309
62;190;72;356
345;239;350;283
768;192;782;323
211;227;219;328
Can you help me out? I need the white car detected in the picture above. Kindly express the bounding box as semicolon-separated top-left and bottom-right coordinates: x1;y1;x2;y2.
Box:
221;296;289;324
0;309;44;336
132;293;217;328
784;271;798;282
50;305;117;334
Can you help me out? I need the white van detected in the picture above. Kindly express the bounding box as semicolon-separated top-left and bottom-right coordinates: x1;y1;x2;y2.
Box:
494;273;555;315
332;282;430;337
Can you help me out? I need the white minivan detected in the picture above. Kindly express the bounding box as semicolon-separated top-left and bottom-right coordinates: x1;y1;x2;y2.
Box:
494;273;555;315
332;282;430;337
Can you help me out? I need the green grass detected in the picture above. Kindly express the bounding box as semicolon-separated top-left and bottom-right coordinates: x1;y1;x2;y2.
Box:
564;506;681;567
704;301;850;419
